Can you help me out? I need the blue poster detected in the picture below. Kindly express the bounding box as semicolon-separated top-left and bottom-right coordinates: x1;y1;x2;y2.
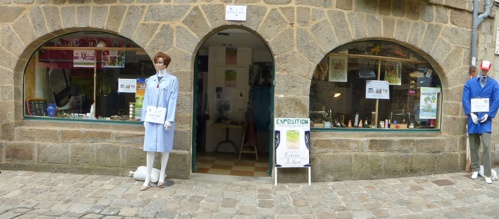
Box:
419;87;440;119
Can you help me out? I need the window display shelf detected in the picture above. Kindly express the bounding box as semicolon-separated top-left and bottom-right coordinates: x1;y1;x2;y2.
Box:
329;53;426;64
40;46;141;51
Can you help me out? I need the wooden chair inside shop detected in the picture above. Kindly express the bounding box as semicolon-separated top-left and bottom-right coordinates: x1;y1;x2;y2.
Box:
239;112;258;161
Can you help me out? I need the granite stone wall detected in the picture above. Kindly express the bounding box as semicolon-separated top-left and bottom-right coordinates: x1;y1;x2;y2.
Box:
0;0;496;181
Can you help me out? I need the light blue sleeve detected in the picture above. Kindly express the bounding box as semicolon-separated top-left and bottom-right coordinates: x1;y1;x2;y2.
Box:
140;77;151;122
166;77;179;123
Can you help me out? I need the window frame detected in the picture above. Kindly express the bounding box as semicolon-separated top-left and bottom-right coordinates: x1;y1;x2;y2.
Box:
310;41;442;131
23;32;151;124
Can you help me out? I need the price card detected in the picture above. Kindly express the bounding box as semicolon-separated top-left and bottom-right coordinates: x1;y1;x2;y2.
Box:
471;98;489;112
144;106;166;124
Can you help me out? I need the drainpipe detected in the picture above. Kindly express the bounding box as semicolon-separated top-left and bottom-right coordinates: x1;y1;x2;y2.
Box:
467;0;492;173
470;0;491;77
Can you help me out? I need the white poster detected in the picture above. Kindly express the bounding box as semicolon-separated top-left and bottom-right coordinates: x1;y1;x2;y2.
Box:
118;78;137;93
225;5;247;21
274;118;310;168
366;80;390;99
419;87;440;119
73;50;95;68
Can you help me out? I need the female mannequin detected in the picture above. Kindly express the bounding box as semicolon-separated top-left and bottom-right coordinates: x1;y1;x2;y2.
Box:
140;52;179;191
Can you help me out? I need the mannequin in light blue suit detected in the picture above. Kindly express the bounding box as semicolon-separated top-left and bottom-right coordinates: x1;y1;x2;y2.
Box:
462;60;499;184
140;52;179;191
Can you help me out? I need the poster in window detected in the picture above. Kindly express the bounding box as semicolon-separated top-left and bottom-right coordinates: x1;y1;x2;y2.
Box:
118;78;137;93
134;78;146;120
225;69;237;87
225;47;237;65
419;87;440;119
384;61;402;85
328;56;348;82
365;80;390;99
73;50;95;68
102;50;125;68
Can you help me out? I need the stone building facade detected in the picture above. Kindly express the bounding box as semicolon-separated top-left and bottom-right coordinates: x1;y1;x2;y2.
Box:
0;0;497;182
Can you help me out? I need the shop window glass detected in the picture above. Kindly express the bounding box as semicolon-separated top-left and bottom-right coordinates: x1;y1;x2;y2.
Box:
23;32;155;122
310;40;442;130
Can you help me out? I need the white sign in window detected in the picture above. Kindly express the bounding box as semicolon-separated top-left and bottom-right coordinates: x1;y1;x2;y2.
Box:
118;78;137;93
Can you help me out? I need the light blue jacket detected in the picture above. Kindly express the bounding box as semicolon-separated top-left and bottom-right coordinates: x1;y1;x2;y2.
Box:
141;72;179;152
462;75;499;134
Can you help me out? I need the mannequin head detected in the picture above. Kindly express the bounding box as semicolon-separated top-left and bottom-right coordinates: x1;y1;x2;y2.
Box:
480;60;491;76
153;52;171;71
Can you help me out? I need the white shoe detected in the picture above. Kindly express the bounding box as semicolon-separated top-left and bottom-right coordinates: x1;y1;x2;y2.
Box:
485;177;492;184
471;171;478;179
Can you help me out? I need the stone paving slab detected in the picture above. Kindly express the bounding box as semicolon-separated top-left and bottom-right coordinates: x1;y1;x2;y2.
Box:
0;170;499;218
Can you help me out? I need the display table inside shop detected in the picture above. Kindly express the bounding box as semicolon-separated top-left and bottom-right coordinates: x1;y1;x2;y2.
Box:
213;122;243;155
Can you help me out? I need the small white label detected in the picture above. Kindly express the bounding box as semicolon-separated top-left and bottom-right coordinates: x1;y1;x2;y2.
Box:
495;28;499;55
225;5;247;21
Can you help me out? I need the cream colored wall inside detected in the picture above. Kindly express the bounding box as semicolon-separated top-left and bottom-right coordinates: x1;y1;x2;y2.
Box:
205;47;252;152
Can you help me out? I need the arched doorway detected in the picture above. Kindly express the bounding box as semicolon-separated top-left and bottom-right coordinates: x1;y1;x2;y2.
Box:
192;28;274;177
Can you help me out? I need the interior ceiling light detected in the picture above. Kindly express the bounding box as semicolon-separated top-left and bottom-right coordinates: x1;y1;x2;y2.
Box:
333;93;341;98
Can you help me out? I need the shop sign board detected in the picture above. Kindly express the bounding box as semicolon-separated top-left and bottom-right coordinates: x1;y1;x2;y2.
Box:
274;118;310;168
73;50;95;68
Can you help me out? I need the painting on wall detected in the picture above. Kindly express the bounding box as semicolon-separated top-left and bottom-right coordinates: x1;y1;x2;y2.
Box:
384;61;402;85
328;56;348;82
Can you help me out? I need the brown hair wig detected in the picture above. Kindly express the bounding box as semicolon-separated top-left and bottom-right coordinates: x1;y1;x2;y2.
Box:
153;52;171;68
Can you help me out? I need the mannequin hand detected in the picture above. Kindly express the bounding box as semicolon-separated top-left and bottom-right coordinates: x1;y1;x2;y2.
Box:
480;114;489;123
164;121;171;131
143;122;147;128
470;113;478;124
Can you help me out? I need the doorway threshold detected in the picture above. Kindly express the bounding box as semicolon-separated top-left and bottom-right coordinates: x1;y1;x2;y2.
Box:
191;173;272;184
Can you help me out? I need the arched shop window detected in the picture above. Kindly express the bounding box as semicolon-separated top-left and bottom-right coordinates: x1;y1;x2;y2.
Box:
310;40;442;130
24;32;155;122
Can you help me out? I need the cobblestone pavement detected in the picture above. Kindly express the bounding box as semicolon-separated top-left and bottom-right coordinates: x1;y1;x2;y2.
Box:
1;170;499;218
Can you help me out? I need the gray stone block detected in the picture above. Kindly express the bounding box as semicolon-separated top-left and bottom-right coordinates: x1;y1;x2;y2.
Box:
106;5;127;32
0;6;25;23
95;143;121;167
37;143;69;164
71;143;96;166
6;141;35;162
182;6;211;39
119;5;145;38
61;6;76;29
76;6;90;28
91;6;109;29
383;153;410;178
435;153;460;173
43;6;62;32
410;154;436;174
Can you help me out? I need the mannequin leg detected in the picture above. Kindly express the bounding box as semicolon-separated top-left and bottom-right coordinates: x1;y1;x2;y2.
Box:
482;133;492;177
157;152;170;188
140;152;156;191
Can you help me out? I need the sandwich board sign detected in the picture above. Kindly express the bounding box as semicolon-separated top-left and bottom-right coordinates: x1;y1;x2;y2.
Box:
274;118;311;185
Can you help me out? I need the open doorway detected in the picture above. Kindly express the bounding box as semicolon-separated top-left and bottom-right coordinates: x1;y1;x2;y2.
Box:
192;28;274;177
